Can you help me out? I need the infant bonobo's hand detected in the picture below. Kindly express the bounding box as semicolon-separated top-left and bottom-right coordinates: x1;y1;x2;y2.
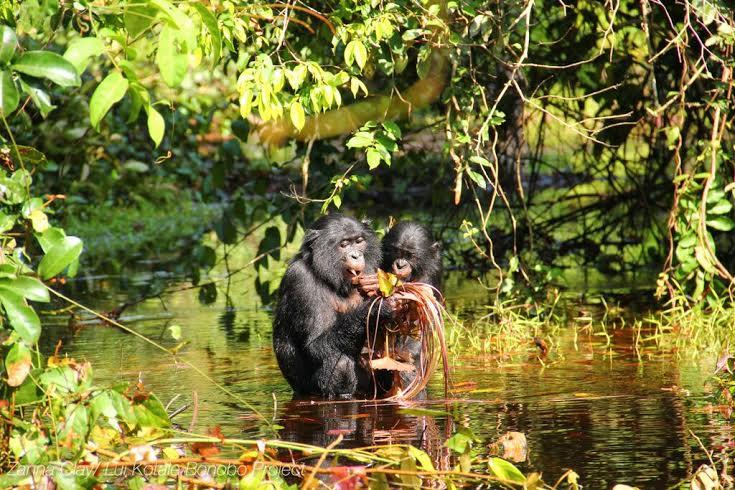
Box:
353;273;379;297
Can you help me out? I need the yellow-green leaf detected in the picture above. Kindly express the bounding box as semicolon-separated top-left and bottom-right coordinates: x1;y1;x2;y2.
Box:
290;101;305;131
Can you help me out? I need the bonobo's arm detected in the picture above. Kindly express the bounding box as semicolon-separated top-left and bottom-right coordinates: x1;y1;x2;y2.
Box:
284;261;390;359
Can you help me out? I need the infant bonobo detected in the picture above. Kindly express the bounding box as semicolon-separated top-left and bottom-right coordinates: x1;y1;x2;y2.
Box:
358;221;442;395
272;214;396;397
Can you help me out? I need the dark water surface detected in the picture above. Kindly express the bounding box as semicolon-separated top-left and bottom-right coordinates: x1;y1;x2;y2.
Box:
40;262;730;488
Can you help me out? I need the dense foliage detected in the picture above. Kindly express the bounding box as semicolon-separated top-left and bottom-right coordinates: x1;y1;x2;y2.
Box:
0;0;734;486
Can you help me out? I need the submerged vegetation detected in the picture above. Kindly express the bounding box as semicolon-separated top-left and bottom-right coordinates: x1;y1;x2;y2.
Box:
0;0;734;487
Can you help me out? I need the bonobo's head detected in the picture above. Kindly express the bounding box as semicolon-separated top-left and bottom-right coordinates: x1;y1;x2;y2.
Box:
301;214;381;295
383;221;441;282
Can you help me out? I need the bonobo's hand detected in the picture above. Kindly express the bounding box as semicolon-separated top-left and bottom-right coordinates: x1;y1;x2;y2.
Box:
378;294;408;320
354;273;379;297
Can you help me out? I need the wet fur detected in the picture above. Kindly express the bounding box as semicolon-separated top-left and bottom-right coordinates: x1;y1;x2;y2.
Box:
273;214;386;397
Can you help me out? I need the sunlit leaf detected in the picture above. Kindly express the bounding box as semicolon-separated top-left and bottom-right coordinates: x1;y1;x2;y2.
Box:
38;236;83;279
0;25;17;64
147;105;165;147
0;69;18;115
63;37;104;74
5;342;32;387
90;71;129;130
0;290;41;343
13;51;81;87
192;4;221;66
489;457;526;483
290;101;305;131
366;147;381;169
0;276;49;302
124;4;158;37
706;216;735;231
19;79;55;118
377;268;400;297
156;25;188;87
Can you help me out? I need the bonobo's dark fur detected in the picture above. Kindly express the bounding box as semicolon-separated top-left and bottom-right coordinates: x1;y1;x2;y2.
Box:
382;221;442;291
380;221;442;394
273;214;386;397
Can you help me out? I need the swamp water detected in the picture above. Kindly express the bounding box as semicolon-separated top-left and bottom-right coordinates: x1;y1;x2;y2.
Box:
40;254;731;488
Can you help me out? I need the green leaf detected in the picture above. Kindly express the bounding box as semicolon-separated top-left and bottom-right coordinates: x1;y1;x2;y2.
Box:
38;236;83;279
353;41;367;70
416;45;432;79
0;25;18;64
5;342;32;387
346;132;373;148
694;245;716;274
37;227;66;254
147;105;165;147
156;25;188;87
19;79;55;118
466;168;486;189
707;216;735;231
0;290;41;343
13;51;81;87
169;324;182;340
382;121;401;139
332;194;342;209
0;276;49;302
90;71;129;129
407;446;434;472
124;4;158;38
191;4;221;66
344;40;355;67
63;37;105;74
489;458;526;483
0;69;19;115
290;101;305;131
366;147;381;169
708;200;733;215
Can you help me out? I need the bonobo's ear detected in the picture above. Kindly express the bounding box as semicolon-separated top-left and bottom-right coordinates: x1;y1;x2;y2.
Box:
303;229;321;248
431;241;441;255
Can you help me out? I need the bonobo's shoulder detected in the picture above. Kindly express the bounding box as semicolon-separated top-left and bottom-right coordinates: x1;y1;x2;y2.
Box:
281;257;318;287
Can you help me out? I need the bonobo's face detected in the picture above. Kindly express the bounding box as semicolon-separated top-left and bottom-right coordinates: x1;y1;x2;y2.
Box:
385;244;416;280
383;221;437;281
302;214;381;294
338;234;368;278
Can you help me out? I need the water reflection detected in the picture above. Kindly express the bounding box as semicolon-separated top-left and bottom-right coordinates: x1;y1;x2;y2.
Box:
38;267;725;487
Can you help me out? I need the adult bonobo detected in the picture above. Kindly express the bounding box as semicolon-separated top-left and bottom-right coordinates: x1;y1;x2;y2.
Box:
273;214;392;397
